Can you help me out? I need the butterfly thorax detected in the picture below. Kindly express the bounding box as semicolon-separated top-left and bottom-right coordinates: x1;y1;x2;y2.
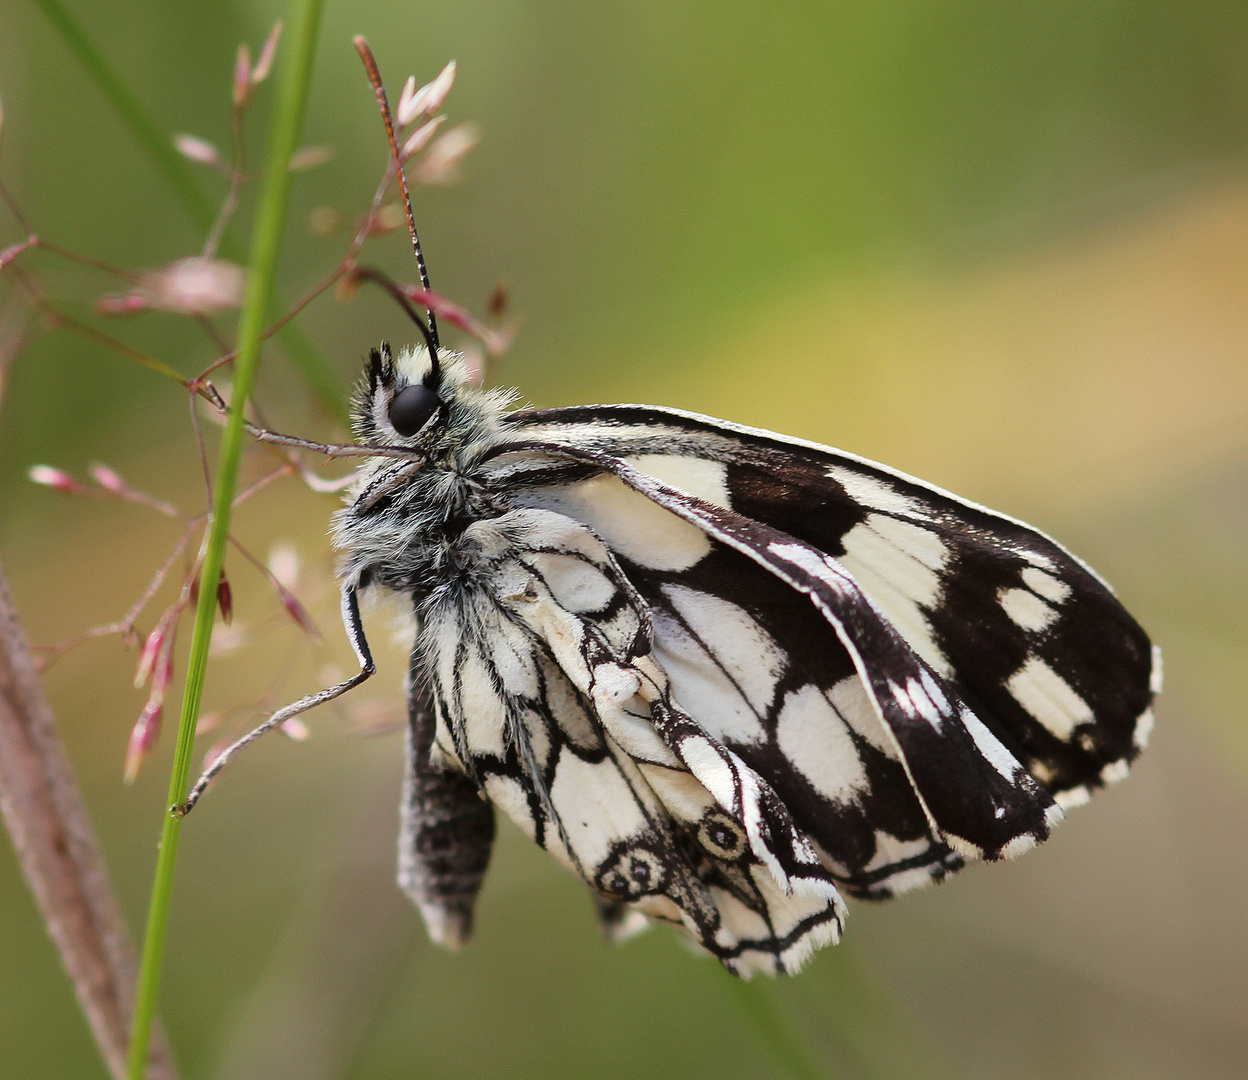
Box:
335;455;519;598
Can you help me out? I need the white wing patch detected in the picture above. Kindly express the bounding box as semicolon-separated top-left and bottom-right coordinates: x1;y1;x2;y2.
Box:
537;551;619;614
844;515;950;594
860;831;935;871
825;465;925;517
549;753;650;870
1009;546;1057;571
712;880;843;978
484;774;537;838
453;635;509;759
535;653;601;752
889;674;949;729
627;454;731;508
672;734;740;808
775;684;870;803
1021;566;1072;603
837;514;952;676
958;706;1030;784
1054;784;1091;810
1006;656;1094;739
516;473;713;571
1100;759;1130;784
1149;644;1165;695
652;585;785;745
826;675;898;758
998;586;1058;632
489;616;541;699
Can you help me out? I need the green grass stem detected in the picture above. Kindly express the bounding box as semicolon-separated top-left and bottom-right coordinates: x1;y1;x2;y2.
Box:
30;0;348;427
124;2;324;1077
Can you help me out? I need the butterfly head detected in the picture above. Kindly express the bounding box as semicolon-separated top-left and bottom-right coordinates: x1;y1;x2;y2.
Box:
351;340;514;455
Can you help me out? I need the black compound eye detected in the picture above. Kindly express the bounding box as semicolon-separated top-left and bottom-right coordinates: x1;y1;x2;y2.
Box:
387;383;441;437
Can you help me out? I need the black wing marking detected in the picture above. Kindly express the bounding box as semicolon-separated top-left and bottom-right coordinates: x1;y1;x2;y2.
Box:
483;440;1065;863
417;506;847;975
491;404;1158;807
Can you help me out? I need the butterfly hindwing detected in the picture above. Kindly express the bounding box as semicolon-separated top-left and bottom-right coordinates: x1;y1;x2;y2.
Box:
416;505;846;974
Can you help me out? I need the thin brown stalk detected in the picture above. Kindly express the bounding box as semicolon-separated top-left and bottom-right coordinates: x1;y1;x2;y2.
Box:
33;300;189;385
193;152;399;385
0;563;177;1080
193;314;233;357
35;522;200;671
0;292;32;404
203;98;248;260
95;480;182;520
0;175;38;235
34;239;141;282
192;254;353;384
1;266;187;387
188;390;216;506
231;461;296;506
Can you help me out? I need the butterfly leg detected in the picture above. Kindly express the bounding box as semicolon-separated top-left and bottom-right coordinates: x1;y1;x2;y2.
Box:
176;585;376;815
398;657;495;949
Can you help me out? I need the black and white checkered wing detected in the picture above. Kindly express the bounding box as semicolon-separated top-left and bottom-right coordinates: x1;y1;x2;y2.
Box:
481;405;1157;878
416;506;847;975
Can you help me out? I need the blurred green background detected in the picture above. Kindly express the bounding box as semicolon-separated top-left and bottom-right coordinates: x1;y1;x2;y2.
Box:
1;1;1247;1077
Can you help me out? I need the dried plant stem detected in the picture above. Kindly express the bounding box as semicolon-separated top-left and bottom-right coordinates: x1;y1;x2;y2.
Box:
202;74;250;261
0;564;176;1080
125;2;325;1077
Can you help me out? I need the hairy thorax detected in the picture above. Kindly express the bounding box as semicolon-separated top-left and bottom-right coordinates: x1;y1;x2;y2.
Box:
333;452;515;600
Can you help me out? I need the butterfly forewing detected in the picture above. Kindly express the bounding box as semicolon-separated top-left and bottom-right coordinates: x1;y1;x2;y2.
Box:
495;446;1065;861
495;404;1157;808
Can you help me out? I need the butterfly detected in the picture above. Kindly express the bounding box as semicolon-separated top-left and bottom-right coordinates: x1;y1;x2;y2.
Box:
202;337;1153;978
181;44;1157;977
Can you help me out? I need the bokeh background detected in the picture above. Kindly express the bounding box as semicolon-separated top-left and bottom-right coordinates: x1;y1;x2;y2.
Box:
1;1;1247;1077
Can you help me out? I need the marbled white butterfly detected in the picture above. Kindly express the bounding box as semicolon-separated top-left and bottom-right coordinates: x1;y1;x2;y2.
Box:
185;45;1158;978
189;334;1158;977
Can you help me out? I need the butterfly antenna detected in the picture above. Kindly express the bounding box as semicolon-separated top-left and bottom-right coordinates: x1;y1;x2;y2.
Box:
354;37;441;362
351;266;440;373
